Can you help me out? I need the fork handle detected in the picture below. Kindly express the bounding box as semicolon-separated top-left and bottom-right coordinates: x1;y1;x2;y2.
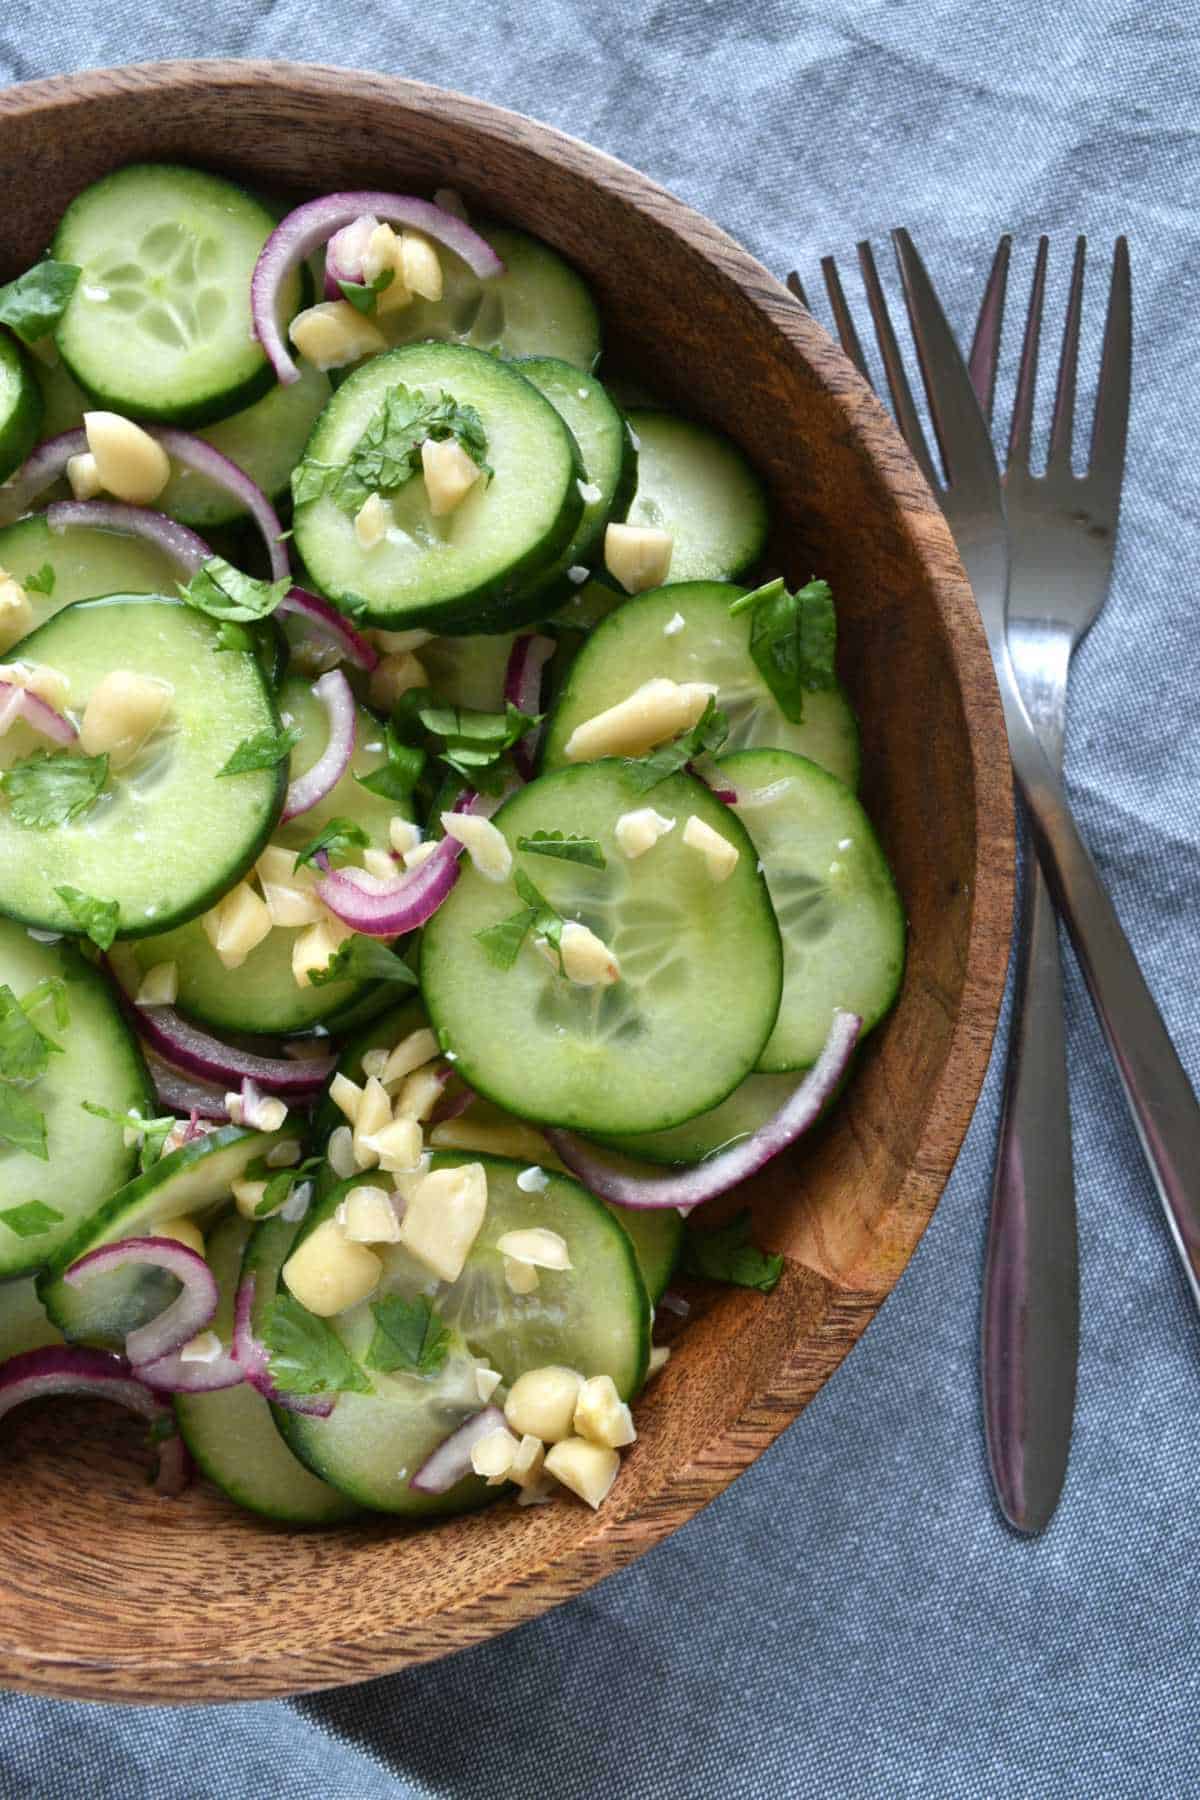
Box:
1009;713;1200;1305
982;811;1078;1534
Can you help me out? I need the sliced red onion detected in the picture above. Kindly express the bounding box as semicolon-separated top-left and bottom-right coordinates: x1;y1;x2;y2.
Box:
323;213;382;297
0;427;288;580
0;680;76;745
546;1010;862;1209
409;1404;507;1494
278;586;378;672
252;191;505;385
0;1344;189;1490
137;1343;244;1393
430;1081;477;1127
316;787;484;938
504;633;556;778
689;758;737;804
108;965;335;1095
64;1237;218;1368
46;499;210;575
232;1275;334;1417
145;1049;230;1122
282;668;356;821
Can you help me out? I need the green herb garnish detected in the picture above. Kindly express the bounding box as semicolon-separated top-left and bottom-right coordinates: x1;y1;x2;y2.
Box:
336;267;395;315
355;719;426;803
179;557;291;624
218;723;302;777
264;1294;373;1397
308;935;419;990
82;1101;175;1172
365;1294;452;1376
0;260;80;344
0;983;60;1084
0;1086;48;1160
621;697;729;795
292;817;371;871
0;1197;62;1235
2;750;108;828
292;382;492;516
728;577;836;723
54;885;119;950
680;1208;784;1293
22;563;55;596
516;830;606;869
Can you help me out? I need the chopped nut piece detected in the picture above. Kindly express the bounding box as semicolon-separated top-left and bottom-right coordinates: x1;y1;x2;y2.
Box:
496;1227;571;1271
422;437;483;517
232;1177;269;1221
179;1330;223;1364
557;919;620;988
440;811;512;882
604;522;674;594
397;1161;488;1282
504;1366;584;1443
381;1027;440;1086
83;411;171;505
371;628;433;655
338;1184;401;1244
615;807;676;860
562;677;717;762
544;1436;620;1509
288;300;387;371
361;1114;424;1174
404;840;439;871
153;1215;205;1257
328;1072;364;1126
515;1165;550;1194
202;881;272;972
327;1124;357;1180
351;1076;392;1167
400;231;443;300
682;813;739;882
135;961;178;1007
503;1256;539;1295
428;1115;559;1167
78;669;173;769
470;1424;521;1485
65;450;103;502
282;1217;382;1316
393;1062;445;1122
510;1433;546;1491
354;492;393;550
388;816;422;858
291;914;354;987
475;1366;504;1403
369;650;428;713
361;847;397;882
573;1374;637;1448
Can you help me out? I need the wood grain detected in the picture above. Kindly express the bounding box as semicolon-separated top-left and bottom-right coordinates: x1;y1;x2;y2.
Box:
0;59;1014;1703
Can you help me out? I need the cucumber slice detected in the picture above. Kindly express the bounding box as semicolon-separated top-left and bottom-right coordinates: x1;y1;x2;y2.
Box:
0;1276;63;1360
0;515;190;634
421;762;782;1135
418;631;517;712
53;164;305;428
277;1151;648;1514
513;358;636;567
0;330;42;483
720;748;905;1071
0;596;285;940
598;1070;799;1167
174;1212;360;1524
625;410;769;582
541;581;860;788
156;360;332;529
0;918;152;1278
38;1121;301;1346
604;1205;683;1304
292;343;584;632
375;224;601;372
33;354;89;439
128;673;411;1035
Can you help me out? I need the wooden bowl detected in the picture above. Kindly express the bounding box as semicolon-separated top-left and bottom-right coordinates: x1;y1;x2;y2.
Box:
0;60;1012;1702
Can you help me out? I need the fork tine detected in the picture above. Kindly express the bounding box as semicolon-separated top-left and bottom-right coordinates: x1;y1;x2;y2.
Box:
1046;237;1087;471
1008;236;1049;469
785;270;811;310
819;255;876;392
1089;236;1132;494
856;239;942;493
968;236;1011;422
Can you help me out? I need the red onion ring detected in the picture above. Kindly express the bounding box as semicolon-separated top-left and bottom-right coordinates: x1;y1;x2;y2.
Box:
316;787;484;938
281;668;356;821
64;1236;218;1368
504;633;555;778
0;680;75;745
251;191;505;385
138;1342;244;1394
0;1344;189;1492
409;1404;507;1494
323;213;381;297
429;1081;478;1127
232;1275;334;1418
46;499;210;575
0;428;289;580
277;587;379;672
144;1049;230;1121
546;1010;862;1209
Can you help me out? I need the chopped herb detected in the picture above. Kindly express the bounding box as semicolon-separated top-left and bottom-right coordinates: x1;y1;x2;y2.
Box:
514;869;564;968
355;718;426;803
0;260;80;345
218;723;302;777
82;1101;175;1172
292;817;371;871
621;697;729;795
728;577;836;723
179;557;291;624
680;1208;784;1293
55;885;119;950
292;382;492;517
2;749;108;828
0;1086;48;1160
0;1197;62;1235
475;906;537;970
264;1294;373;1397
365;1294;452;1376
308;935;419;990
19;976;69;1032
340;592;371;619
336;267;395;314
22;563;56;596
393;689;538;788
241;1153;324;1218
213;620;254;655
516;830;606;869
0;983;60;1084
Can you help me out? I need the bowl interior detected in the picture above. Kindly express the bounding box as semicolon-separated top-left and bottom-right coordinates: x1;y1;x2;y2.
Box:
0;61;1012;1701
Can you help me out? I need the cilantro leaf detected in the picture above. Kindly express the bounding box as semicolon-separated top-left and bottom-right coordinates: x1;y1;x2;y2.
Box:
218;723;302;777
0;1197;62;1235
0;261;80;344
2;749;108;828
55;886;119;950
365;1294;452;1375
680;1209;784;1293
355;719;425;803
81;1101;175;1172
475;906;536;970
23;563;55;597
264;1294;373;1397
19;976;69;1032
337;267;395;314
728;578;836;723
308;935;419;990
179;557;291;624
513;869;564;968
0;1086;48;1160
292;817;371;871
239;1153;324;1218
516;830;606;869
292;383;492;517
0;983;59;1084
621;697;729;795
394;690;538;787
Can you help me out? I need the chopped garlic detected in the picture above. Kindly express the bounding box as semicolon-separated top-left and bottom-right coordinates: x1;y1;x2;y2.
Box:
328;1072;364;1126
544;1436;620;1509
510;1433;546;1491
361;1047;388;1081
573;1374;637;1449
351;1076;392;1167
202;881;272;972
422;436;483;517
232;1177;269;1221
562;677;717;762
327;1124;357;1180
288;300;387;371
496;1227;571;1271
505;1366;584;1444
83;411;171;505
393;1063;445;1122
604;522;674;594
361;1114;424;1173
282;1217;381;1316
371;628;434;655
0;660;70;710
615;807;676;860
338;1184;401;1244
470;1425;520;1485
78;670;173;769
682;814;740;882
135;961;178;1006
354;492;393;550
0;577;32;655
388;816;422;858
440;811;512;881
382;1027;440;1086
265;1138;302;1169
397;1161;488;1282
255;846;324;928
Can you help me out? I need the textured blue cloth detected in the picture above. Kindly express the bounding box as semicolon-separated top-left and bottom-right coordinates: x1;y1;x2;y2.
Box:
2;8;1198;1796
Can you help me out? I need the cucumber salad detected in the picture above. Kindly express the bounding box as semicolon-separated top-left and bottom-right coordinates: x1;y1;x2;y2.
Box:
0;166;904;1522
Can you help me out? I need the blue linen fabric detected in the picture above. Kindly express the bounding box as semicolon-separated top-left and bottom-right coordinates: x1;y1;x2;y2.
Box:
2;6;1198;1795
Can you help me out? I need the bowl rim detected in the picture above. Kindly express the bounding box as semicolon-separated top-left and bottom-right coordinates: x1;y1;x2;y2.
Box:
0;57;1014;1702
